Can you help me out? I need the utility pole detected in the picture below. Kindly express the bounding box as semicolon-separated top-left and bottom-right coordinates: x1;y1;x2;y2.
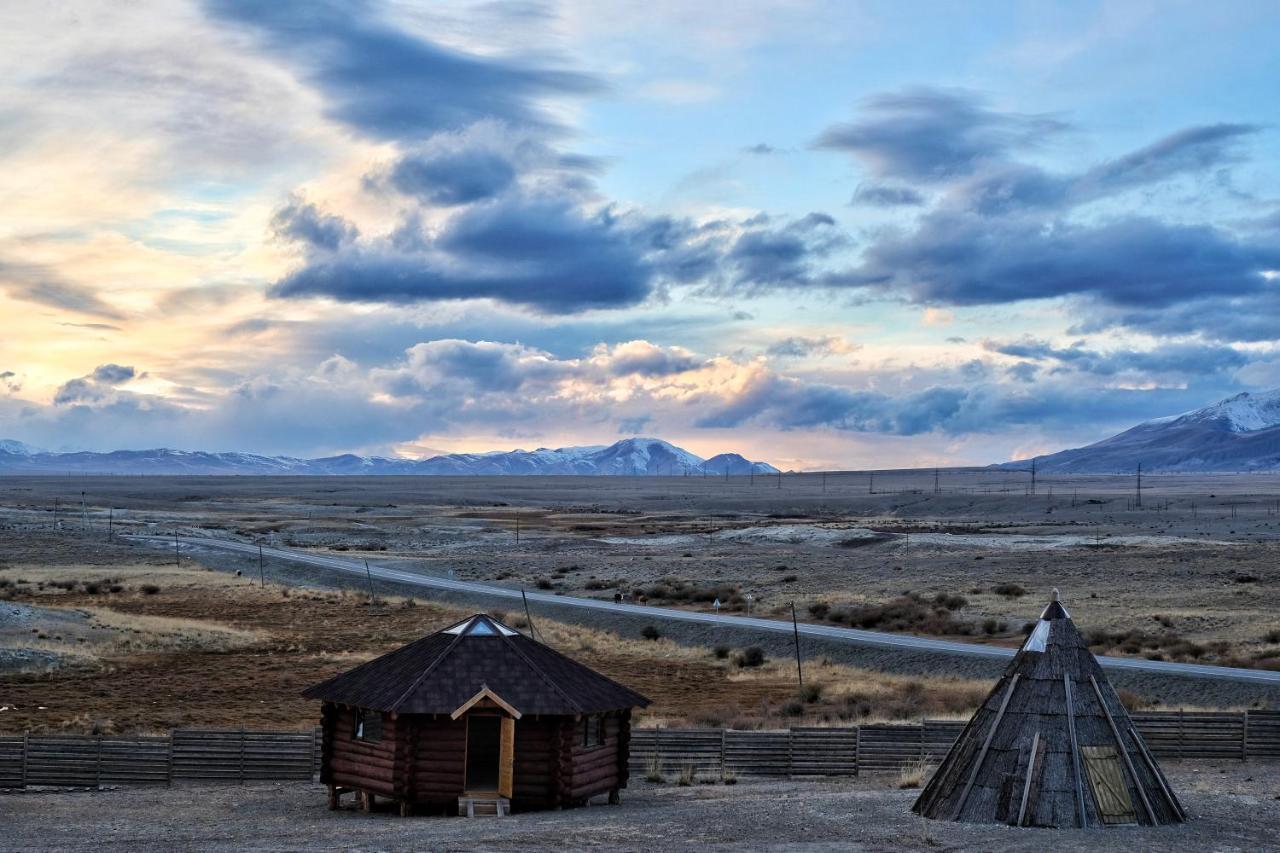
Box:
1136;462;1143;509
81;491;88;530
522;589;538;642
791;602;804;688
363;559;377;608
107;507;113;542
515;511;521;544
1030;459;1036;496
258;542;265;587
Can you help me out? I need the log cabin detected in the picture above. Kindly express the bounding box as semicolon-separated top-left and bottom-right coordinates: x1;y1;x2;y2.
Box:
303;613;650;816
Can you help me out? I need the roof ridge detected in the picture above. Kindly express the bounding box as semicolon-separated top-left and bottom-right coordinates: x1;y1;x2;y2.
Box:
497;629;585;714
388;630;468;712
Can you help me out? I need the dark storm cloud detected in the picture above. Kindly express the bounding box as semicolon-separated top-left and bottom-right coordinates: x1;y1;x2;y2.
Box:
383;147;517;205
813;87;1066;182
272;194;654;313
270;196;358;250
838;212;1280;308
203;0;603;141
851;184;926;207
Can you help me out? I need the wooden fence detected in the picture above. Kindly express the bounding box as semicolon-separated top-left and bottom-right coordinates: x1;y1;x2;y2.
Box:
0;712;1277;790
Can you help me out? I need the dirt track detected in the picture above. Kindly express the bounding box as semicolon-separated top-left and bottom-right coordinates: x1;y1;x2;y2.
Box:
2;761;1277;852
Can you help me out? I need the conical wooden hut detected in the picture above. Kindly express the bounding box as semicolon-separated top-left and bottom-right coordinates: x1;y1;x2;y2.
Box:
913;591;1186;828
304;614;649;816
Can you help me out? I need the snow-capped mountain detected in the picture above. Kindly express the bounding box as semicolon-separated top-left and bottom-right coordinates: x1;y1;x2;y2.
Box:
1001;389;1280;473
0;437;778;477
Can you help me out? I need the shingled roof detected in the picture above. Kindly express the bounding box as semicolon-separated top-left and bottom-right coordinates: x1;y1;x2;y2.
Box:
913;590;1185;828
302;614;650;716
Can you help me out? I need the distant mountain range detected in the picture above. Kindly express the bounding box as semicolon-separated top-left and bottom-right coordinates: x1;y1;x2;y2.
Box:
0;436;779;477
1001;389;1280;473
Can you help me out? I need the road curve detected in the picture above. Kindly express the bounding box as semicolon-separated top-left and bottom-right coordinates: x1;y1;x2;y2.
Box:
137;535;1280;687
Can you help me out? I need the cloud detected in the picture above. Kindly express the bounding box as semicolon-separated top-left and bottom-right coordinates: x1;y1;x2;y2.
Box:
743;143;778;155
1078;123;1261;195
851;183;925;207
91;364;137;384
0;261;124;320
0;371;20;393
765;335;857;358
270;196;359;250
52;363;138;405
982;339;1250;377
813;87;1066;182
203;0;603;141
382;147;517;206
591;340;701;376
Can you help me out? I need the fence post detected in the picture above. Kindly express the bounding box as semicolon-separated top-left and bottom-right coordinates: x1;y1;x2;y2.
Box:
167;734;174;787
95;735;102;788
20;732;28;789
787;729;794;778
1178;710;1184;761
853;726;860;778
720;729;726;778
1242;711;1249;761
240;729;246;785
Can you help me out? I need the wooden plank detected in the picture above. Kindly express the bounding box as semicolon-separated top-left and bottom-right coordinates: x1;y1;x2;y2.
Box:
1015;732;1040;827
950;673;1020;821
1064;675;1088;828
498;717;514;799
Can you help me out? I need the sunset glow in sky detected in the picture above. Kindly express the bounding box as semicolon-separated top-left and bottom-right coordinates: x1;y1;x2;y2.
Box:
2;1;1278;469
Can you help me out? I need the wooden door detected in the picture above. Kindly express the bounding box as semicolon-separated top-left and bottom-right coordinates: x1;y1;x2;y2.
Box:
498;716;515;798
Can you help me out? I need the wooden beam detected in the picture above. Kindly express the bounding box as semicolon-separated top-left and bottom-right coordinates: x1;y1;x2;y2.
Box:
950;673;1020;821
1089;675;1157;825
498;716;515;800
1129;725;1186;822
1063;675;1088;828
1015;731;1040;827
450;686;523;720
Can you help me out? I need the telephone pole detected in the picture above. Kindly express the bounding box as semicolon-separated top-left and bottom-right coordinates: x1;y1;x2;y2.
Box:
1136;462;1143;509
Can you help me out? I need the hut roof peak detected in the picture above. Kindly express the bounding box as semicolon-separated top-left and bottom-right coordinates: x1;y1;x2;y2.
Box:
1040;588;1071;621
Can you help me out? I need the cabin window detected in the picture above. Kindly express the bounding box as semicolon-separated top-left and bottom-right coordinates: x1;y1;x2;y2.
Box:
582;714;605;747
354;709;383;742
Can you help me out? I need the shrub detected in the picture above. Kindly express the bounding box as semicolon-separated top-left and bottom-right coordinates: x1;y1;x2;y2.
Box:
645;757;666;784
1264;629;1280;644
781;700;805;717
139;583;160;595
807;602;830;619
84;583;101;595
677;764;696;786
641;625;661;641
584;578;609;591
993;583;1026;598
896;758;930;789
713;644;731;659
799;683;824;704
736;646;766;668
535;578;554;590
982;618;1000;635
721;769;738;785
933;592;967;611
781;575;798;583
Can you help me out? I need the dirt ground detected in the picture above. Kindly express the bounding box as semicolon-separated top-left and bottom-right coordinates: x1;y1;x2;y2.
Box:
1;761;1277;852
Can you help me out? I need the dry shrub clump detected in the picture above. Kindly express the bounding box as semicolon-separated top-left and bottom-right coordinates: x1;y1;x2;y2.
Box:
816;592;982;636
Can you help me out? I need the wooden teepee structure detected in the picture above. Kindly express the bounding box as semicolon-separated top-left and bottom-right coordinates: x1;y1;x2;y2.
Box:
913;590;1186;828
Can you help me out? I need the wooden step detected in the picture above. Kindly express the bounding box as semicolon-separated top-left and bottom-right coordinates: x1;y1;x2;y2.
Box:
458;795;510;817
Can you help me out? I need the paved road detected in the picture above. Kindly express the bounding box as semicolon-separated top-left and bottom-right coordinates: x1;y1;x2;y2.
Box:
139;535;1280;686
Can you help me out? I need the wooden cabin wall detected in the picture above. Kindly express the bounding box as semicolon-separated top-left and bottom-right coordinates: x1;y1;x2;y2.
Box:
567;711;629;803
511;716;561;809
405;715;465;806
325;705;403;799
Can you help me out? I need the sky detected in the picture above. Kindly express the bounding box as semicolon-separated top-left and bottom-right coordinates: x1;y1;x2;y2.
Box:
1;0;1278;470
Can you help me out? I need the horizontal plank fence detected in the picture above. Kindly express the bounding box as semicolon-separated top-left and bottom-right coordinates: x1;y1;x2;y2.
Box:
1;711;1278;790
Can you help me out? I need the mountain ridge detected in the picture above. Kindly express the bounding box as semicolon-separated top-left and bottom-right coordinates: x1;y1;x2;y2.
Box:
1000;388;1280;473
0;436;779;477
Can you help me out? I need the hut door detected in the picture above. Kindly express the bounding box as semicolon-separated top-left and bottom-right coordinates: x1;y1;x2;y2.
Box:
498;716;515;799
465;715;502;793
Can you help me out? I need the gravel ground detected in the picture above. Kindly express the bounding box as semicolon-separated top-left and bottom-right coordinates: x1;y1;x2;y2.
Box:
2;762;1278;852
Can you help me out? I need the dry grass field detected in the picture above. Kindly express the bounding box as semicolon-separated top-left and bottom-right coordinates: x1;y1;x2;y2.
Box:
3;470;1279;734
